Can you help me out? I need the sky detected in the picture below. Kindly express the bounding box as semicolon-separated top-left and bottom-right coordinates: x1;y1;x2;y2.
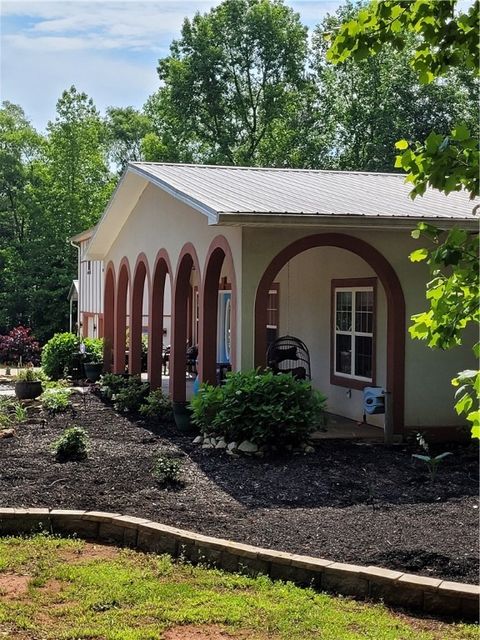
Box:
1;0;342;132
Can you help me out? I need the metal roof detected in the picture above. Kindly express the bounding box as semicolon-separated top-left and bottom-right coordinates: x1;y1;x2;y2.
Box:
130;162;477;221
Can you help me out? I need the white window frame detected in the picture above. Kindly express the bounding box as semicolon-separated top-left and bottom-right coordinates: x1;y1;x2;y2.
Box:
334;285;374;383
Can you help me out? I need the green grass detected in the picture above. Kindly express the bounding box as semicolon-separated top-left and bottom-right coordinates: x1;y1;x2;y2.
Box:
0;534;476;640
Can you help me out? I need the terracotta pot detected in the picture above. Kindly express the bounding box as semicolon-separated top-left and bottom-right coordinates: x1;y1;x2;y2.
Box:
14;380;42;400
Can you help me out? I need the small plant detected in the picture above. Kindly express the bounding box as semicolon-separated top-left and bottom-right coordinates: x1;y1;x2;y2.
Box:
41;388;72;414
412;433;452;482
153;455;182;485
139;389;172;420
99;373;129;401
0;397;26;429
14;402;28;423
52;426;88;461
83;338;104;363
15;366;40;382
113;377;149;413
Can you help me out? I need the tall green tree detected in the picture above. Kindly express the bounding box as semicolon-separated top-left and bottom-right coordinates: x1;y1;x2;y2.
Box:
312;2;477;172
105;106;154;172
327;0;479;436
150;0;315;165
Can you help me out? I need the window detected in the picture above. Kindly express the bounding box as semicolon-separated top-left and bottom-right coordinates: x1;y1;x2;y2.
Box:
331;278;376;389
266;283;280;349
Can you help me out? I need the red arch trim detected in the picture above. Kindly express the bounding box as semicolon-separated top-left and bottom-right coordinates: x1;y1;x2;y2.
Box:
130;253;151;375
254;233;406;434
114;257;131;374
103;262;116;372
149;249;173;389
200;235;237;383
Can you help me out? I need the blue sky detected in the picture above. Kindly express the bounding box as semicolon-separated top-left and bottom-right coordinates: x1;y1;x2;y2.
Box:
1;0;342;132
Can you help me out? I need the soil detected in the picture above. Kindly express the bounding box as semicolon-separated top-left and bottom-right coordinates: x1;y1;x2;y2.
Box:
0;391;478;584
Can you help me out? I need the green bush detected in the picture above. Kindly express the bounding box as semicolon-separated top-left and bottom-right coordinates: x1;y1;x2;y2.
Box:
41;388;72;414
191;370;327;449
113;376;149;413
98;373;128;400
153;455;182;485
41;333;80;380
83;338;104;363
139;389;172;420
52;426;88;461
0;397;27;428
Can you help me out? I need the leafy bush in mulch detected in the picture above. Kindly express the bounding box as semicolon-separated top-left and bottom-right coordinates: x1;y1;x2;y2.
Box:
152;454;182;485
191;370;327;449
139;388;172;420
41;388;72;414
52;425;88;461
41;333;80;379
99;374;149;413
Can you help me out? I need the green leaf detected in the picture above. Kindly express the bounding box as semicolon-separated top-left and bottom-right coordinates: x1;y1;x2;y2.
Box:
395;139;409;150
451;124;470;141
409;248;429;262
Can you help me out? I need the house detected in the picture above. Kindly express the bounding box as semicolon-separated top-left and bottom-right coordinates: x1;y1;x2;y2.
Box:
70;224;171;345
84;163;477;440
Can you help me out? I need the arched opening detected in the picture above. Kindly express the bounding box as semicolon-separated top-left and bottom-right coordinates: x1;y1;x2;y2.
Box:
171;244;201;402
254;233;405;434
200;236;237;385
114;259;130;374
130;255;150;376
103;263;115;372
149;250;173;390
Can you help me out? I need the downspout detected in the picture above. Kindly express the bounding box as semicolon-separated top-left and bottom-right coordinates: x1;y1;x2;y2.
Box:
69;239;81;337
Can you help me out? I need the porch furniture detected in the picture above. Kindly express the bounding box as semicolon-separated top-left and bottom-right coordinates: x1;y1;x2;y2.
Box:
267;335;311;380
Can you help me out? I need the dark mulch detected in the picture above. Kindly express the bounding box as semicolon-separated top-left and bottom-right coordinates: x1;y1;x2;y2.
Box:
1;391;478;583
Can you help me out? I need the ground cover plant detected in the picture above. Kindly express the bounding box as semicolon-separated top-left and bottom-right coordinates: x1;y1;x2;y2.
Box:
191;370;327;449
140;388;173;421
0;397;27;430
0;535;477;640
1;392;478;584
52;425;88;461
41;388;72;414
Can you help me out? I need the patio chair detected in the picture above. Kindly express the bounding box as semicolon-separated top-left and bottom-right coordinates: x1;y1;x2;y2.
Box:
267;335;311;380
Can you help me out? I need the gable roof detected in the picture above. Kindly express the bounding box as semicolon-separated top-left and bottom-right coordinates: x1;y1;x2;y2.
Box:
130;162;477;221
86;162;478;260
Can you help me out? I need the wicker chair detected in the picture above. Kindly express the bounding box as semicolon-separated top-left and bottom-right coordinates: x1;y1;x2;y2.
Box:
266;335;311;380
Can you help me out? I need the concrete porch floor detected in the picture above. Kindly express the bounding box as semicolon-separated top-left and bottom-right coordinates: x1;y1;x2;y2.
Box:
312;412;384;441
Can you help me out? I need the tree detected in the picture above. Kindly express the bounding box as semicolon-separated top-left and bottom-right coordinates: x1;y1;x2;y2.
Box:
312;2;478;172
105;106;154;172
327;0;479;436
151;0;315;166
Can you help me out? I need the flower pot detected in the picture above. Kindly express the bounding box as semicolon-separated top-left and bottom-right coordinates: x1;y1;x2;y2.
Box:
14;380;42;400
172;401;196;434
84;362;103;382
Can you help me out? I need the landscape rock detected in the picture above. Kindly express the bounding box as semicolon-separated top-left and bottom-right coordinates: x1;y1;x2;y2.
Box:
215;439;227;449
238;440;258;454
0;429;15;438
202;443;214;449
304;445;315;454
227;442;238;452
192;435;203;445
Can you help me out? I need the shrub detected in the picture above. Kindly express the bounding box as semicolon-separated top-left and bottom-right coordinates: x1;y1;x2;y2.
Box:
41;333;80;380
113;377;149;413
52;426;88;461
0;326;40;365
139;389;172;420
0;397;27;428
98;373;128;400
191;370;327;449
83;338;104;363
153;455;182;485
41;388;72;414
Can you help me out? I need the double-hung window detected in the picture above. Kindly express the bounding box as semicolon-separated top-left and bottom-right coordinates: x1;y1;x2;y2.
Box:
331;278;376;388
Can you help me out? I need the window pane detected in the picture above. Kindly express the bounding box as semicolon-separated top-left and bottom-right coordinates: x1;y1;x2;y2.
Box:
336;291;352;331
355;336;372;379
336;334;352;375
355;290;373;333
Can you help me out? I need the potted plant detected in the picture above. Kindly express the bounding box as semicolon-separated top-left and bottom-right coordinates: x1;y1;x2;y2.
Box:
172;400;196;434
83;338;104;382
14;366;43;400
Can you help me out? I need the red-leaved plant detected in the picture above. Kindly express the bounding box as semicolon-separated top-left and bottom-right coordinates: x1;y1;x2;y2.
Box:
0;326;41;365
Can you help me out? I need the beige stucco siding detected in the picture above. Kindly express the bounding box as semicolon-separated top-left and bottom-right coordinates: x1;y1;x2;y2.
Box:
103;183;242;356
241;226;474;428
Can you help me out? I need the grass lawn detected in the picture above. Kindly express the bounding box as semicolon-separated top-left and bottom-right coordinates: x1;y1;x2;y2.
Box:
0;535;476;640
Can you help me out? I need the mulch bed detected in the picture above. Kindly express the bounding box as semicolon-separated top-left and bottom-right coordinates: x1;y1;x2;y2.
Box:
1;391;478;584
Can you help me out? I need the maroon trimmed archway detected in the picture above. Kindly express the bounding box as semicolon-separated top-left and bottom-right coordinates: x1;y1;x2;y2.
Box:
130;253;150;375
114;257;131;374
200;236;237;384
171;243;201;402
149;249;173;389
254;233;406;434
103;262;116;372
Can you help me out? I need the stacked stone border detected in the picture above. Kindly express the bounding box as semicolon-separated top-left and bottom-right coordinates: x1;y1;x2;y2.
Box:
1;508;478;620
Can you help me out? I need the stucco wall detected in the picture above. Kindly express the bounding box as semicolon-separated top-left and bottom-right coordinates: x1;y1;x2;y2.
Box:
104;183;242;357
275;247;387;426
241;226;475;429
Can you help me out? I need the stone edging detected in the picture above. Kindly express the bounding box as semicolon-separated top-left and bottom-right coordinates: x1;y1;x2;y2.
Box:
0;508;478;620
